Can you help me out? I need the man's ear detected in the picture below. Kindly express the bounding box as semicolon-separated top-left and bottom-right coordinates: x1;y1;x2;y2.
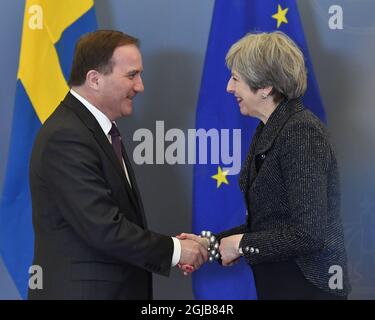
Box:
86;70;101;90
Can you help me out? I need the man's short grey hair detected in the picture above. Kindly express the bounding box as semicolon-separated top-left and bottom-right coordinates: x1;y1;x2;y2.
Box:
226;31;307;100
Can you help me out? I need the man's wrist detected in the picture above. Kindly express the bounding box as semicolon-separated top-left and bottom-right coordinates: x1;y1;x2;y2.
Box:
171;237;181;267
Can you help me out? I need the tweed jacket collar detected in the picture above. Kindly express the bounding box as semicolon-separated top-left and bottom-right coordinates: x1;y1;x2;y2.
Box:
239;98;304;193
254;97;304;155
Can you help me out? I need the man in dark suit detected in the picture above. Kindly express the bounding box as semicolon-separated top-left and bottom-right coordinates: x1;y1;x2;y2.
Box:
28;30;208;299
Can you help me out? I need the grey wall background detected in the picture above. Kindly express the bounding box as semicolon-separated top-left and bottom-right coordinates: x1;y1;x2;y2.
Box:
1;0;375;299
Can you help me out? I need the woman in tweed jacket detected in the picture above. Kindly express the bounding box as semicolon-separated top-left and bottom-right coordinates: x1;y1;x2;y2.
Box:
213;31;350;299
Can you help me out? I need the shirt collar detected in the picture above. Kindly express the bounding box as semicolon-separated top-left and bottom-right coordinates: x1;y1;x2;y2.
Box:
70;89;113;136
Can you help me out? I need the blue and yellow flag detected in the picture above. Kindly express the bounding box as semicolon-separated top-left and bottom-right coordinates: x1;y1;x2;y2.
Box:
0;0;96;299
193;0;326;299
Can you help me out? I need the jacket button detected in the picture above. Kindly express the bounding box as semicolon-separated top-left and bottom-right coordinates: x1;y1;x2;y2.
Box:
260;154;266;159
255;248;260;254
250;247;255;253
245;246;250;252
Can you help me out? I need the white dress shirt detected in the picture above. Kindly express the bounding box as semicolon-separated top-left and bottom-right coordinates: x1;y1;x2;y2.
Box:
70;89;181;266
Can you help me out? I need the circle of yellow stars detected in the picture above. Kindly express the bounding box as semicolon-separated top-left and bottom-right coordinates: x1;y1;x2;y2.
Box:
272;4;289;28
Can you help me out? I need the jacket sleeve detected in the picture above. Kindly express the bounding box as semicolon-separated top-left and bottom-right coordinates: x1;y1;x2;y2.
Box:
216;224;248;242
240;121;331;265
42;128;174;276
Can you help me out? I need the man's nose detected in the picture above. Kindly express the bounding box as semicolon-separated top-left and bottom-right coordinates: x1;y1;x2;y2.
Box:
134;76;144;93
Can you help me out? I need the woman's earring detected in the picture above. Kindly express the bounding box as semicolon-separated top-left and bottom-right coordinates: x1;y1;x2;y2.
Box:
262;93;268;99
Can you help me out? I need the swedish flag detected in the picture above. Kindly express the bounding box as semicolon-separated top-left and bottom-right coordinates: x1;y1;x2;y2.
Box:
193;0;326;299
0;0;97;299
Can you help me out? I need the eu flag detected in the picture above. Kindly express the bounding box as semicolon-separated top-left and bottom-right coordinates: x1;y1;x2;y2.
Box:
193;0;326;299
0;0;97;299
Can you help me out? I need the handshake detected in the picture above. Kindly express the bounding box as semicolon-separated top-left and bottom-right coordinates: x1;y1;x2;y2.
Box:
175;232;244;275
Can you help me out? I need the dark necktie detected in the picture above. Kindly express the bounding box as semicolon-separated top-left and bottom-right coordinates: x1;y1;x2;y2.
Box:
108;123;145;225
109;123;123;167
108;123;132;188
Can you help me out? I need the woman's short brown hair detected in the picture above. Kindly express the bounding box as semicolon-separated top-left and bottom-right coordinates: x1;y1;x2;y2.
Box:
226;31;307;101
69;30;139;86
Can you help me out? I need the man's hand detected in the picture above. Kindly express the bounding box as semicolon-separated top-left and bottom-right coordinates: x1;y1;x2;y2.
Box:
178;233;209;250
219;234;243;266
176;233;209;275
179;238;208;270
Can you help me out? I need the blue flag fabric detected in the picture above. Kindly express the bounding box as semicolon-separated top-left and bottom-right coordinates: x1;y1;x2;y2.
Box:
193;0;326;299
0;1;97;299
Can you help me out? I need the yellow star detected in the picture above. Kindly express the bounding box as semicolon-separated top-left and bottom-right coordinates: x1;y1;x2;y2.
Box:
212;166;229;188
272;4;289;28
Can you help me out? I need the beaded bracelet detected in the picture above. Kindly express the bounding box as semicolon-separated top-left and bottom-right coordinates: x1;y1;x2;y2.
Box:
200;230;221;262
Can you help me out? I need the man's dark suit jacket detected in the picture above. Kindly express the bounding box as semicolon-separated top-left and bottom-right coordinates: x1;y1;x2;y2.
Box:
218;98;350;298
28;92;173;300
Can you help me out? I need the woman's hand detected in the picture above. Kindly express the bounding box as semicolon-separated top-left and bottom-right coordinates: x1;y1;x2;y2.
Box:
219;234;244;266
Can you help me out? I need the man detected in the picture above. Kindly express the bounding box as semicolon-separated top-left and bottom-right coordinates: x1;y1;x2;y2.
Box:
28;30;207;299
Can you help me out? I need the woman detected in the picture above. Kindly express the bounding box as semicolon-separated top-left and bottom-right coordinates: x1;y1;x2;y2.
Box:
215;31;350;299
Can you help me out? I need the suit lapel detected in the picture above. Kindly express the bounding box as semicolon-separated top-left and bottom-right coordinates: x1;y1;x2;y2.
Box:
63;92;140;212
240;98;305;192
254;98;304;156
239;122;263;193
121;142;148;227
